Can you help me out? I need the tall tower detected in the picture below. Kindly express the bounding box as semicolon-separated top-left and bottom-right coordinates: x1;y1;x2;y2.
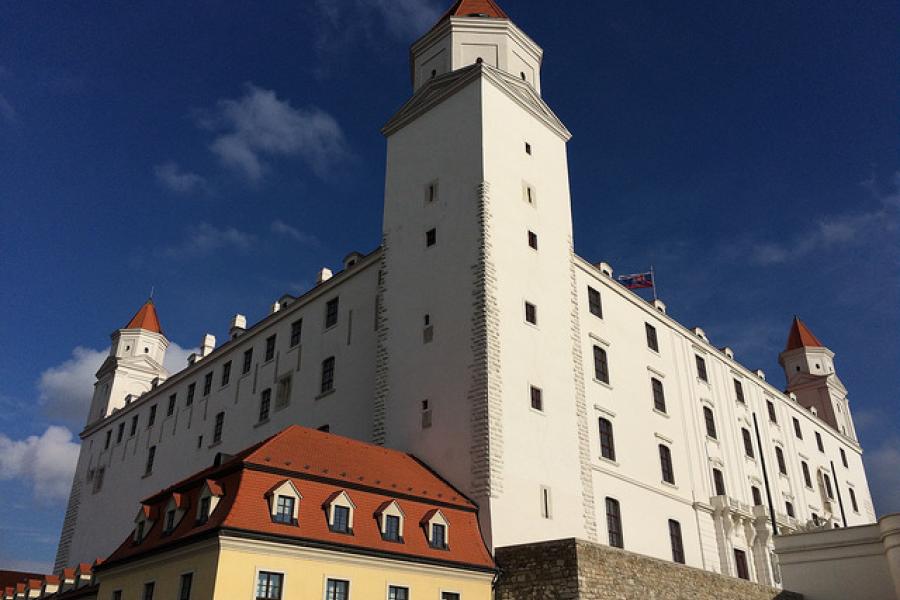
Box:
86;299;169;424
377;0;596;548
778;317;857;440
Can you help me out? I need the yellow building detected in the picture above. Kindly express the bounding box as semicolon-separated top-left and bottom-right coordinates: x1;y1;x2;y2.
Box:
94;425;495;600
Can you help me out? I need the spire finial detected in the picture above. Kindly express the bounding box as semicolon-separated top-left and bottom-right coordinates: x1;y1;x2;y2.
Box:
149;286;154;301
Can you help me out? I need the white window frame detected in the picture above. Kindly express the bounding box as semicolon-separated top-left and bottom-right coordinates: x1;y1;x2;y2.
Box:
254;567;285;600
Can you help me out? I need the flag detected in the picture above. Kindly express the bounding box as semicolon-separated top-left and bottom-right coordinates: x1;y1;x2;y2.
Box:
618;271;654;290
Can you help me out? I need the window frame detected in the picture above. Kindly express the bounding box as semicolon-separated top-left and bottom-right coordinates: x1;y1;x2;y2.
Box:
775;446;787;475
274;495;296;525
524;301;537;325
290;319;303;347
255;570;284;600
659;444;674;484
605;497;623;548
178;573;193;600
325;298;339;329
265;335;277;361
587;286;603;318
259;388;272;422
668;519;685;564
242;348;254;374
321;356;336;394
651;377;666;413
598;417;616;462
742;428;755;458
703;406;717;440
593;345;610;384
645;323;659;352
529;385;543;412
767;400;778;424
212;411;224;444
695;355;708;382
712;467;726;496
733;378;745;403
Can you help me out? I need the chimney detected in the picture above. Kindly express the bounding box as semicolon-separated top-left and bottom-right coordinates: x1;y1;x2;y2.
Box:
200;334;216;358
721;347;734;359
595;261;614;278
652;299;667;313
188;352;198;366
755;369;766;380
692;327;707;341
317;267;333;284
230;314;247;339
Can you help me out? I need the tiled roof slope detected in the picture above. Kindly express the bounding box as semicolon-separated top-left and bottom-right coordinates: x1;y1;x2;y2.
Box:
442;0;508;19
124;299;163;334
102;426;494;571
784;316;824;350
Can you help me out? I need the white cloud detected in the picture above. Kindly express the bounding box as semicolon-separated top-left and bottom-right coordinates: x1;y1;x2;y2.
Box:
0;426;79;504
313;0;441;42
153;161;210;195
201;84;346;180
865;435;900;515
271;220;318;245
38;343;196;428
162;222;255;258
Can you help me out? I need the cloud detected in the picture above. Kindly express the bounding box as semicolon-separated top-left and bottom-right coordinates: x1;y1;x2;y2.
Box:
271;220;319;245
314;0;441;42
0;426;79;504
200;84;346;180
38;343;196;428
162;222;255;258
865;435;900;515
153;161;210;195
0;93;15;123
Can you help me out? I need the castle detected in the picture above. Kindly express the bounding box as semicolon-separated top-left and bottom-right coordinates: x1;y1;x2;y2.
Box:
54;0;875;587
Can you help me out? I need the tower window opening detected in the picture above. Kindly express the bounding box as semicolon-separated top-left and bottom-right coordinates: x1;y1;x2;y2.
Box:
430;69;436;79
476;57;483;64
525;142;532;155
426;228;437;247
520;71;526;80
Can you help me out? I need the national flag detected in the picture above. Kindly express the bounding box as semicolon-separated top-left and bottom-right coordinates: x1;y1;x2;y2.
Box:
618;271;654;290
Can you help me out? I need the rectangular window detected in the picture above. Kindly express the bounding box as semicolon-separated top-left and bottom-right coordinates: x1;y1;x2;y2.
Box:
325;298;339;329
651;377;666;412
524;301;537;325
840;448;848;468
384;514;401;541
426;228;437;246
325;579;349;600
733;379;745;403
427;182;437;203
530;386;543;411
221;361;231;386
167;394;176;416
105;430;112;449
275;375;292;409
767;400;777;424
259;389;271;422
130;415;138;436
242;348;253;374
734;549;750;580
669;519;685;564
332;505;350;533
645;323;658;351
849;487;859;512
256;571;284;600
659;444;674;484
703;406;717;439
274;495;295;524
213;411;224;443
143;582;155;600
113;591;122;600
816;431;824;452
751;486;762;506
203;372;213;396
164;509;176;533
525;141;532;155
528;230;538;249
442;593;460;600
791;417;802;439
145;446;156;475
321;357;335;394
776;446;787;475
742;428;754;458
148;405;157;427
265;335;277;361
290;319;302;347
187;383;195;406
540;486;552;519
605;497;623;548
179;574;193;600
712;468;726;496
695;355;708;382
802;461;812;488
198;496;211;524
823;473;834;499
593;345;610;384
431;523;447;549
599;418;615;461
117;422;125;443
388;586;409;600
785;501;795;517
588;286;603;318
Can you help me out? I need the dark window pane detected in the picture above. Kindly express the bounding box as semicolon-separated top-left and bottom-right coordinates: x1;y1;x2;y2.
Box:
713;468;726;496
703;406;717;439
593;346;609;384
605;497;623;548
588;287;603;318
659;445;674;484
669;519;684;563
645;323;658;351
695;355;708;382
742;428;754;458
321;357;335;393
290;319;303;347
599;418;615;461
733;379;745;403
325;298;339;329
652;378;666;412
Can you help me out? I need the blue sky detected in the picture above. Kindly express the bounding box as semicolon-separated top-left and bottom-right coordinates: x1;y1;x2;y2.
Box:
0;0;897;572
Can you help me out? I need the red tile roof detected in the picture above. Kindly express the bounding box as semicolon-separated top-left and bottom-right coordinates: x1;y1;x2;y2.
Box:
442;0;508;19
0;571;41;590
785;316;824;350
27;579;41;590
124;299;163;334
102;426;494;572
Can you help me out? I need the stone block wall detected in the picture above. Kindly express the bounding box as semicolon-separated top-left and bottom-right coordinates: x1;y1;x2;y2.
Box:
495;538;803;600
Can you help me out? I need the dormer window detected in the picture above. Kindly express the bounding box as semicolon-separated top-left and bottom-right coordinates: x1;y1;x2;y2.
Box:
376;500;405;543
325;490;356;534
162;493;188;535
422;509;449;549
266;480;301;526
133;505;155;543
431;523;447;549
197;496;211;524
164;509;176;533
333;506;350;533
274;496;296;524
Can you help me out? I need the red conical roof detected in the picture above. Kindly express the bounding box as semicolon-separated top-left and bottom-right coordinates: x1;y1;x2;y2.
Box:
440;0;508;21
784;316;823;351
125;299;163;334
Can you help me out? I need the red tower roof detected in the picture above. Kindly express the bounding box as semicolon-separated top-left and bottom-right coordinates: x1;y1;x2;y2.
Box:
784;316;824;351
440;0;508;21
124;299;163;334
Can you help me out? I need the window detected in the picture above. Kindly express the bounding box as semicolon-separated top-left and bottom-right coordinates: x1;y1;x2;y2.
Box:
530;386;543;411
840;448;848;468
421;400;432;429
525;184;535;204
198;496;211;524
528;230;538;249
290;319;302;347
148;405;157;427
645;323;659;351
423;314;434;343
243;348;253;374
221;361;231;386
325;298;339;329
651;377;666;412
427;182;437;203
93;466;105;492
792;417;803;439
734;549;750;580
742;428;755;458
265;335;277;361
143;582;155;600
659;444;674;484
785;501;795;517
113;591;122;600
259;389;271;422
588;286;603;318
593;346;610;384
823;473;834;499
605;497;623;548
105;430;112;449
187;383;195;406
145;446;156;475
332;505;350;533
431;523;447;549
256;571;284;600
599;418;615;461
203;372;213;396
751;486;762;506
388;586;409;600
802;461;813;488
426;228;437;246
321;357;336;393
733;379;745;403
712;468;726;496
384;514;401;541
525;141;532;154
130;415;138;436
117;422;125;443
164;509;176;533
325;579;349;600
775;447;787;475
815;431;824;452
213;411;224;443
274;495;295;524
849;487;859;512
668;519;685;564
524;301;537;325
167;394;176;416
540;486;552;519
178;573;193;600
695;355;708;382
442;594;460;600
275;375;292;409
703;406;717;439
767;400;777;423
812;512;820;526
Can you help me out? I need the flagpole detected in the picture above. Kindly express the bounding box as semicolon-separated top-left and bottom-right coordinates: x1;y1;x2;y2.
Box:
651;265;657;301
